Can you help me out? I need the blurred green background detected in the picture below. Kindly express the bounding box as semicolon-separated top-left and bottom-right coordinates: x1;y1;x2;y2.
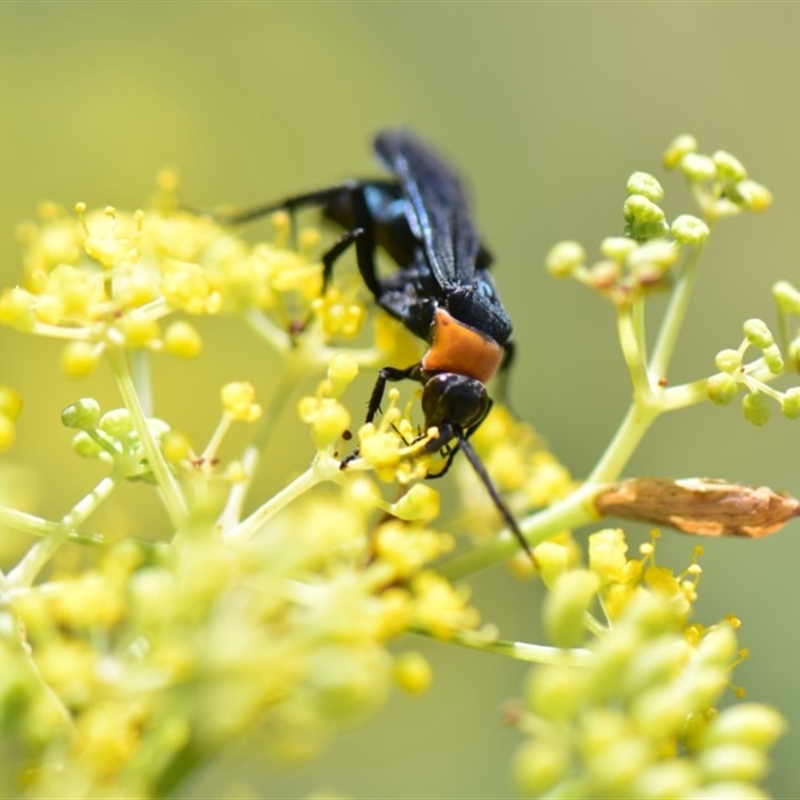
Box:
1;3;799;797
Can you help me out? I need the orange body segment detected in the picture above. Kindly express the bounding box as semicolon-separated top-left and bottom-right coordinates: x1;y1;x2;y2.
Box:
421;307;504;383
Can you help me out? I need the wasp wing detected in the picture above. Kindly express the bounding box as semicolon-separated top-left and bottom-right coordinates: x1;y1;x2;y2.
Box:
374;130;481;290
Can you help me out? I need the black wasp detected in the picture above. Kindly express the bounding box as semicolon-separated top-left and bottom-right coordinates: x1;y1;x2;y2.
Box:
225;129;531;560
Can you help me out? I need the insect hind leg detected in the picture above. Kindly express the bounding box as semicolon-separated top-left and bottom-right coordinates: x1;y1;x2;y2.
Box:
213;181;364;227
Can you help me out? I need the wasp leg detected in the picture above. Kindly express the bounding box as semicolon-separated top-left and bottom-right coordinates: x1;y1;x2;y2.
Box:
424;443;460;480
213;181;363;227
339;364;419;471
365;365;418;424
320;227;364;292
289;228;365;338
457;432;533;562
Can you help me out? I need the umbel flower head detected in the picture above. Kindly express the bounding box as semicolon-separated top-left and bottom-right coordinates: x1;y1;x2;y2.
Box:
0;139;787;799
513;529;785;798
0;174;372;379
0;173;561;798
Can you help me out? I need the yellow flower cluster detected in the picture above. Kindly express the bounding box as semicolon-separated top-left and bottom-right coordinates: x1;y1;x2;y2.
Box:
513;529;785;798
0;179;370;380
4;467;482;796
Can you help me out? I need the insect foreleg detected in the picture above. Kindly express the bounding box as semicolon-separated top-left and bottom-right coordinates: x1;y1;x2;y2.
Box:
365;365;418;425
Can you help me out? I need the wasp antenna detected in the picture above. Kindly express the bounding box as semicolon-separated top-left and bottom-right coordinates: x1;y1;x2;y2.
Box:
457;432;534;565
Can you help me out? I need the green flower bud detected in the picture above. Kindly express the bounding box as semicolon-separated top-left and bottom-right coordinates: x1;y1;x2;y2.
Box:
626;172;664;203
781;387;800;419
621;589;683;638
772;280;800;314
546;241;586;277
99;408;135;440
663;134;698;170
632;666;727;736
584;730;652;791
627;239;678;284
631;760;701;799
743;318;773;349
624;195;665;225
707;374;738;405
701;703;786;750
742;392;770;426
680;153;717;182
621;636;689;700
525;665;586;721
763;343;784;374
714;349;742;374
712;150;747;182
695;623;738;668
513;739;569;796
698;743;769;784
600;236;638;262
729;180;773;213
71;431;110;460
671;214;710;246
61;398;101;430
591;628;639;698
542;569;600;648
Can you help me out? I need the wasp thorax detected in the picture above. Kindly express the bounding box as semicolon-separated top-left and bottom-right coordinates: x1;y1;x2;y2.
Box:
421;373;489;431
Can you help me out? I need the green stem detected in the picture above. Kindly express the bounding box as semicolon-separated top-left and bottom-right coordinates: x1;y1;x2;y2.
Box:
410;624;591;666
586;400;659;484
649;244;704;381
0;505;104;547
0;610;77;735
660;378;712;412
617;303;651;395
130;348;154;417
225;452;341;543
6;475;118;588
217;355;314;531
107;344;187;527
438;482;601;580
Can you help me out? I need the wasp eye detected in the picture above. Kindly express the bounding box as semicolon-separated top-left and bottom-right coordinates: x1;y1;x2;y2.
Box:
421;373;489;431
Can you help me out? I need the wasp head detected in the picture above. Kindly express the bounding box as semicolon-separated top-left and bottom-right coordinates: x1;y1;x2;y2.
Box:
421;372;490;433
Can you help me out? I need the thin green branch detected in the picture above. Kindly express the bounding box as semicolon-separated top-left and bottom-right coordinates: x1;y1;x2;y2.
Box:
438;483;601;580
107;344;187;527
617;302;651;396
225;451;342;543
649;244;704;381
410;623;591;666
0;505;104;547
6;474;118;588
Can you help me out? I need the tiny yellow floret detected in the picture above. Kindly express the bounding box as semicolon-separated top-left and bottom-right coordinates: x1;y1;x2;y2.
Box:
60;340;102;379
327;352;359;397
163;320;203;358
220;382;262;423
393;651;432;695
388;483;440;522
